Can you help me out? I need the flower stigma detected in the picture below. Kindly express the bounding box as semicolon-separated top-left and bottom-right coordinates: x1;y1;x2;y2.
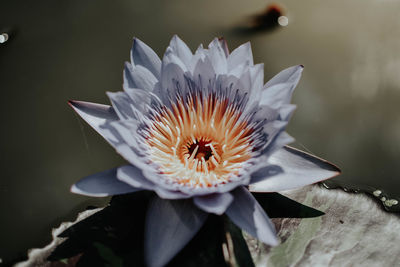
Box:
145;92;257;189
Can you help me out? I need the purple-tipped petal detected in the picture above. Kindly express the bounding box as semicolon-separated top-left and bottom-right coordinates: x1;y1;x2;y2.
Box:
131;38;161;79
193;192;234;215
218;37;230;58
71;168;140;197
226;186;279;246
145;197;208;267
117;165;155;190
249;146;341;192
68;100;119;142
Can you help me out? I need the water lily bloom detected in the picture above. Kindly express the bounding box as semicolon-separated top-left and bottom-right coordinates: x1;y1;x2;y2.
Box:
69;35;340;267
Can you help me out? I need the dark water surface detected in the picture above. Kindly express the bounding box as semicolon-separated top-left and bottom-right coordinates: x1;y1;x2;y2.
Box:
1;0;400;263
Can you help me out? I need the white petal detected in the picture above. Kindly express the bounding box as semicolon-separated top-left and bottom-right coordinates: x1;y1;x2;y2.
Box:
154;187;192;200
123;62;158;92
145;197;208;267
193;192;234;215
263;131;295;157
114;143;156;172
226;186;279;246
68;100;119;143
260;82;296;109
264;65;303;89
117;165;155;190
279;104;297;121
192;57;216;92
218;37;230;58
189;44;206;72
163;47;189;72
131;38;161;79
249;146;341;192
207;38;228;75
168;35;193;68
246;63;264;108
124;88;153;116
227;42;253;72
158;63;186;104
109;120;141;148
71;168;140;197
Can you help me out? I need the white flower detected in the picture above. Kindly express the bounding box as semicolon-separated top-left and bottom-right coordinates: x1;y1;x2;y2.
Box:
69;35;340;267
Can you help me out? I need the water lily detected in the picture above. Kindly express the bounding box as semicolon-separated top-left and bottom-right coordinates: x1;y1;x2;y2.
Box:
69;35;340;267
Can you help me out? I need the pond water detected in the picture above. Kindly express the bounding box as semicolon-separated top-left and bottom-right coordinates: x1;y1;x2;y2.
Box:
1;0;400;263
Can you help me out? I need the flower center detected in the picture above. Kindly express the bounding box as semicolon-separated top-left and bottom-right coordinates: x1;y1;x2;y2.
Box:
145;93;255;188
187;140;212;161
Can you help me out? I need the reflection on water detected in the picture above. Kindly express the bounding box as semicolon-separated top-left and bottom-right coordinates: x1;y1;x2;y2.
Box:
1;0;400;263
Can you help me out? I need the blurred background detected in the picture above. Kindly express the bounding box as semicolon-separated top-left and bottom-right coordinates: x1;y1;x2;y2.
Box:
1;0;400;264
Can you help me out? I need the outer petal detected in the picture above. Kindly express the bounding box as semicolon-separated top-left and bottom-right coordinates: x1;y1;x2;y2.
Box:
225;186;278;246
123;62;158;92
168;35;193;68
131;38;161;79
227;42;253;72
117;165;155;190
106;91;138;120
218;37;229;58
145;197;208;267
249;146;341;192
71;168;140;197
106;90;152;121
260;83;297;110
193;192;234;215
264;65;303;89
207;38;228;75
157;63;187;104
68;100;119;143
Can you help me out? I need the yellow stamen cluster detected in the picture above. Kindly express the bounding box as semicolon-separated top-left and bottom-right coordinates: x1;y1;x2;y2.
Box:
146;94;254;188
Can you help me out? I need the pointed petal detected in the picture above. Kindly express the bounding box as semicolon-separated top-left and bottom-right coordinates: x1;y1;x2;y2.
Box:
117;165;155;190
227;42;253;72
145;197;208;267
71;168;140;197
68;100;119;142
246;64;264;109
249;146;341;192
123;62;158;91
119;165;193;200
193;57;215;92
163;47;188;72
169;35;193;67
157;63;186;104
106;91;138;120
226;186;278;246
260;82;297;109
193;192;234;215
207;38;228;75
131;38;161;79
264;65;303;89
218;37;229;58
